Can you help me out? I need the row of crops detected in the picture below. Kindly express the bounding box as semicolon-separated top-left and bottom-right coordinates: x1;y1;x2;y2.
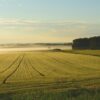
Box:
0;51;100;93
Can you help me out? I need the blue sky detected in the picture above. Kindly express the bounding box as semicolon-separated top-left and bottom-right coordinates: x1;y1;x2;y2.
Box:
0;0;100;43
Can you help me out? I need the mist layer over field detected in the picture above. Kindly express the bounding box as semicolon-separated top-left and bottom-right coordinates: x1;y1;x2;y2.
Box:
0;45;72;52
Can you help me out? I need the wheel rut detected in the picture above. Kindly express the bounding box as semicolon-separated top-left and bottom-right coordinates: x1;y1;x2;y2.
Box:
2;54;25;84
27;58;45;77
0;56;21;73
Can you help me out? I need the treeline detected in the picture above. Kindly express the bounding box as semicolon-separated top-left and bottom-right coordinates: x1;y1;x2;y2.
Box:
72;36;100;50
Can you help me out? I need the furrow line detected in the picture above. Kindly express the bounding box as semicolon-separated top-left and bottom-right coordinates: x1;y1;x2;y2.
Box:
27;58;45;77
2;54;25;84
0;55;21;73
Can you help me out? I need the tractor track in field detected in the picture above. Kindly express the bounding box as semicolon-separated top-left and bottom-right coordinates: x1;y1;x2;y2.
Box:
43;54;100;72
43;54;69;65
27;57;45;77
2;54;25;84
0;76;100;94
0;56;21;73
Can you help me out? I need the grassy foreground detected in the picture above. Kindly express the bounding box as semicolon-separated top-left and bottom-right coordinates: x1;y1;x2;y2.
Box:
0;50;100;100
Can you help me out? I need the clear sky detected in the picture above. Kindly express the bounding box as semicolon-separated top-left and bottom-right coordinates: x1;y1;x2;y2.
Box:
0;0;100;43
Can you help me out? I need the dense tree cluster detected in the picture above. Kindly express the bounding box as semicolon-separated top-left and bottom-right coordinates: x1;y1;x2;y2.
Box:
72;36;100;50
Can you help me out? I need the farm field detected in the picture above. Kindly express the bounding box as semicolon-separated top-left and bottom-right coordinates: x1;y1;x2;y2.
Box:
0;51;100;100
64;50;100;56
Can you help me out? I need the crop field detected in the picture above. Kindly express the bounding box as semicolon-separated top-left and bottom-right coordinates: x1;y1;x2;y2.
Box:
0;51;100;100
65;50;100;56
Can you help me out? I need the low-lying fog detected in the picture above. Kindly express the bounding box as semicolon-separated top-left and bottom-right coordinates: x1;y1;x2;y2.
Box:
0;45;72;52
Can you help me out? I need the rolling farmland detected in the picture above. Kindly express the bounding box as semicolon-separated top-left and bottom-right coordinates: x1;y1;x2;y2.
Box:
0;51;100;100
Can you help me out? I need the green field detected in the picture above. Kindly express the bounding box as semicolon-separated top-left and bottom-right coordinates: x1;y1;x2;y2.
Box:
0;51;100;100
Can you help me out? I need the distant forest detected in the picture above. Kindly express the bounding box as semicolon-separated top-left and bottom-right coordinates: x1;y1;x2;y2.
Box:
72;36;100;50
